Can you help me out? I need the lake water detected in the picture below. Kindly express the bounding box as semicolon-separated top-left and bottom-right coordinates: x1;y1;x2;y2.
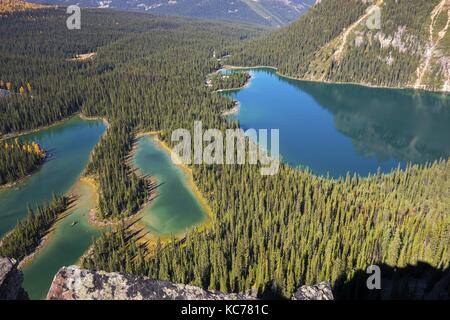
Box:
1;118;207;299
0;116;106;236
22;181;102;299
0;116;106;299
133;136;207;236
221;68;450;177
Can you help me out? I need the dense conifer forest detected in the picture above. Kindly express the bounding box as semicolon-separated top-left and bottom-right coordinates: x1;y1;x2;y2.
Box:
228;0;450;91
0;139;45;186
82;223;147;275
0;194;68;261
0;8;449;299
83;160;450;298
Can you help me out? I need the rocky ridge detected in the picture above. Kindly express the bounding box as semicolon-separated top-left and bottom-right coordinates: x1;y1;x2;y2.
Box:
1;256;333;300
46;266;334;300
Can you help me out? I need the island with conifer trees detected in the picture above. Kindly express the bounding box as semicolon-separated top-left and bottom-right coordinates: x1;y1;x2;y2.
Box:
0;139;46;188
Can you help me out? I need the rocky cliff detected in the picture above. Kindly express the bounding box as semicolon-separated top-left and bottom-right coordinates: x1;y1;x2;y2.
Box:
292;282;334;300
0;256;28;300
47;266;334;300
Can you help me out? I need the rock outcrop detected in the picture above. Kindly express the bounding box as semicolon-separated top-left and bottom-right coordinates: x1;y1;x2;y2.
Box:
292;282;334;300
47;266;255;300
0;256;28;300
47;266;334;300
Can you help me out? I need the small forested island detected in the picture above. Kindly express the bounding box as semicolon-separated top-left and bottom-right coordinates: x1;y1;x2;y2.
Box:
207;72;251;91
0;194;68;262
0;139;46;187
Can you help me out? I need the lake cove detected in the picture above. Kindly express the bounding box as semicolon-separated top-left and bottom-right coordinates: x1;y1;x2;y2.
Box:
0;116;106;299
221;68;450;177
21;179;103;299
133;135;208;236
0;116;106;236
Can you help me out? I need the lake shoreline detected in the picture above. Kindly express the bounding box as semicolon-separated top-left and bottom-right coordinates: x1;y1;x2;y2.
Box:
151;135;214;228
0;116;107;299
0;148;49;191
19;177;103;283
123;132;214;259
133;133;214;235
0;114;109;193
82;176;121;229
1;113;110;142
0;117;71;142
0;116;107;273
79;132;215;262
221;101;240;117
16;177;93;270
17;198;77;270
0;113;109;207
218;67;450;178
214;69;252;116
222;65;450;95
214;72;253;93
78;113;110;128
83;133;159;229
0;166;42;191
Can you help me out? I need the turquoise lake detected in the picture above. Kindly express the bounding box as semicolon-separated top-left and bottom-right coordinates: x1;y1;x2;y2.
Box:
0;116;106;236
221;68;450;177
0;116;106;299
21;180;103;300
133;136;207;236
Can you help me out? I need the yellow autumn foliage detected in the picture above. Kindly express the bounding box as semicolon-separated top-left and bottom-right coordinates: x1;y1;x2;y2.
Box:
1;140;45;157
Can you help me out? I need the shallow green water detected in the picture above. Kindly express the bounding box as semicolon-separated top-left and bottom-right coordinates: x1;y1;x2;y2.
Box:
133;136;206;236
0;116;106;236
0;116;106;299
222;68;450;177
22;182;102;299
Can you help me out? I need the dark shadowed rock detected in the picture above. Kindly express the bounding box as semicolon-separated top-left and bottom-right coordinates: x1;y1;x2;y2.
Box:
0;256;28;300
292;282;334;300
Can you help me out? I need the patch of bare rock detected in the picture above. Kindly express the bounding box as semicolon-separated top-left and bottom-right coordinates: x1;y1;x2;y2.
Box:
46;266;334;301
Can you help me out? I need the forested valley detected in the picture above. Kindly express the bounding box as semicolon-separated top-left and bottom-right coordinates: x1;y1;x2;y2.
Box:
0;8;449;299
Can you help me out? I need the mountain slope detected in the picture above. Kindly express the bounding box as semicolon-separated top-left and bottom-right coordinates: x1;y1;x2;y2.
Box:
0;0;49;12
28;0;315;27
229;0;450;92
